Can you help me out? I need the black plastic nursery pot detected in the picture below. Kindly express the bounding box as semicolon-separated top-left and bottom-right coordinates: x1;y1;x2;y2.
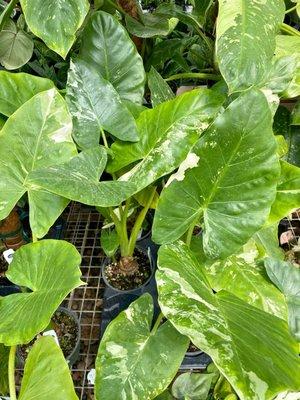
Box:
180;348;212;371
17;306;81;368
0;282;20;296
100;245;160;336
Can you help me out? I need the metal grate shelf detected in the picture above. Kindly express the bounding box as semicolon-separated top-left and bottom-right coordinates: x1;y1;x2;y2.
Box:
63;203;105;400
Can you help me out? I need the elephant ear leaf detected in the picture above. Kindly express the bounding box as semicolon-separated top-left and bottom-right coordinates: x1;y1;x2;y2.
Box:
20;0;90;58
216;0;285;92
265;258;300;341
66;59;139;150
109;89;224;195
19;336;78;400
95;293;189;400
0;71;54;116
157;242;300;400
0;240;83;346
152;89;280;259
79;11;145;104
27;147;137;207
0;88;77;238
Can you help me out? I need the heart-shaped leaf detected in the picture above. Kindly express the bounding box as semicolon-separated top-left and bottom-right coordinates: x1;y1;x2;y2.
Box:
19;336;78;400
79;11;145;104
27;147;137;207
152;90;280;259
96;293;189;400
0;239;83;346
216;0;285;92
66;59;138;149
265;258;300;341
157;242;300;400
0;71;54;117
0;20;34;70
109;89;225;195
20;0;89;58
0;88;77;238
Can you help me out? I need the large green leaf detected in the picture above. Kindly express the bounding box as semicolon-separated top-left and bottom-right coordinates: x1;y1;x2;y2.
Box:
148;67;174;108
157;242;300;400
0;344;9;396
109;89;224;193
27;147;137;207
216;0;285;92
275;35;300;98
152;90;280;259
0;239;83;346
265;258;300;341
254;224;285;260
19;336;78;400
66;59;138;149
79;11;145;104
95;293;189;400
0;88;77;238
0;20;34;70
0;71;54;117
269;161;300;223
20;0;89;58
203;254;287;319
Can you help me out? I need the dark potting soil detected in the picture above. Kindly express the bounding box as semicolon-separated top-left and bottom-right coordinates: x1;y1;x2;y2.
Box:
0;253;7;275
104;249;151;291
19;309;78;361
187;342;201;353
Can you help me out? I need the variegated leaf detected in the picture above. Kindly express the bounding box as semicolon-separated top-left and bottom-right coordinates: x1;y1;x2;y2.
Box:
216;0;285;92
157;242;300;400
96;294;189;400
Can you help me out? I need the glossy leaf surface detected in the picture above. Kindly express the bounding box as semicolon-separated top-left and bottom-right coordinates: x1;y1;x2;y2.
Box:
157;242;300;400
0;89;76;238
79;11;145;104
27;147;137;207
0;71;54;116
153;90;280;259
20;0;89;58
109;89;224;195
265;258;300;341
95;294;189;400
269;161;300;223
66;59;138;149
148;67;174;108
216;0;285;92
0;240;83;346
19;336;78;400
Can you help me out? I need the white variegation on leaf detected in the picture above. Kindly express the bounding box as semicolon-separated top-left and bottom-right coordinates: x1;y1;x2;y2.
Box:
27;147;137;207
0;240;83;346
268;161;300;223
66;59;139;150
0;88;77;238
157;242;300;400
265;258;300;341
108;89;224;195
96;294;189;400
152;90;280;259
216;0;285;92
203;254;287;319
20;0;90;58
